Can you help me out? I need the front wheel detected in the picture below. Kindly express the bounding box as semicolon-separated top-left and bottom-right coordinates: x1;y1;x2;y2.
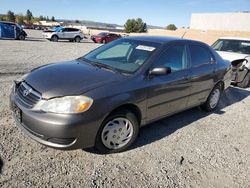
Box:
201;84;222;112
95;109;139;153
51;35;58;42
237;72;250;88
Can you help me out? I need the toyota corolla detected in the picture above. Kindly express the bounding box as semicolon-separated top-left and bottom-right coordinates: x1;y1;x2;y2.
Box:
10;36;231;153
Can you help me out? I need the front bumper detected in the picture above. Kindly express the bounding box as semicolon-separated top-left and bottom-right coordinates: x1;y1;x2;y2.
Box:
231;68;249;84
10;90;103;150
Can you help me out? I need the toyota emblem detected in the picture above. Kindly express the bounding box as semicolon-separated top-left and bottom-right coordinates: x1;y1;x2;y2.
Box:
23;89;32;96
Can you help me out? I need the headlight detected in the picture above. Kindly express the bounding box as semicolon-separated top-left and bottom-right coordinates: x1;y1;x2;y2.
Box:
35;96;93;114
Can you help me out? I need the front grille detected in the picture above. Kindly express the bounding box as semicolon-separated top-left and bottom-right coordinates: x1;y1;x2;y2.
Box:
16;82;42;108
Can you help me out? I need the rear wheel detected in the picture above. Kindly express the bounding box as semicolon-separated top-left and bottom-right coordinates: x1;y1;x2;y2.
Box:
201;84;222;112
51;35;58;42
95;109;139;153
18;34;25;40
237;72;250;88
74;36;81;43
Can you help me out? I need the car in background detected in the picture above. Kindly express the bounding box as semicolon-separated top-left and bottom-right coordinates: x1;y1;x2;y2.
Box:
212;37;250;88
42;27;85;42
91;32;121;44
0;21;27;40
10;36;231;153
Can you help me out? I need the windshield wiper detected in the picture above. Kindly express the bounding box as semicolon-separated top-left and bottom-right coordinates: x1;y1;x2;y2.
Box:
93;62;121;74
81;58;122;74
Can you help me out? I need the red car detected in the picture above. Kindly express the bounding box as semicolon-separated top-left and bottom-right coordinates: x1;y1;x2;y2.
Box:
91;32;121;44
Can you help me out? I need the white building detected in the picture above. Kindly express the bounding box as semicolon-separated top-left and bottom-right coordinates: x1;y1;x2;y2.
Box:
190;12;250;31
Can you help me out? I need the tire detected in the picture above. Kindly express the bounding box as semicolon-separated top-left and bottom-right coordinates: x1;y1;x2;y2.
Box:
51;35;58;42
74;36;81;43
18;34;25;40
102;39;106;44
200;84;222;112
95;109;139;154
237;72;250;88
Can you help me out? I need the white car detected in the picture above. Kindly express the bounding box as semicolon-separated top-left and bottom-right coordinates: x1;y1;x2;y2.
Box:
212;37;250;88
42;27;85;42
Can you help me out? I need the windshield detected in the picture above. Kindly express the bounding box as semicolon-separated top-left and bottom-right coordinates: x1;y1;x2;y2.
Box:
83;39;160;74
212;39;250;55
98;32;108;36
53;26;64;32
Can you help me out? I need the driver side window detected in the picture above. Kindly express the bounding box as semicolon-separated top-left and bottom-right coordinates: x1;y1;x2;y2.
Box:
155;45;187;72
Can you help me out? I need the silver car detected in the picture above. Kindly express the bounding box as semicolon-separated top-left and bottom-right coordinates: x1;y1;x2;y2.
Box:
42;27;85;42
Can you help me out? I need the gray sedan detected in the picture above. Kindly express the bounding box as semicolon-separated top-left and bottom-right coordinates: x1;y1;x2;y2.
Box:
10;36;231;153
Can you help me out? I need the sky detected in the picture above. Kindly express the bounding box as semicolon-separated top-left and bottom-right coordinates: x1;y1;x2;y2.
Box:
0;0;250;27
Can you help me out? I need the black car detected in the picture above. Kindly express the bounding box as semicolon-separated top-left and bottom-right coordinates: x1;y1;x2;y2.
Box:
10;36;231;153
0;21;27;40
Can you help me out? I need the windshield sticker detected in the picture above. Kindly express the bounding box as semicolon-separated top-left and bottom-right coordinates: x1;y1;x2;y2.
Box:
136;45;156;52
241;42;250;46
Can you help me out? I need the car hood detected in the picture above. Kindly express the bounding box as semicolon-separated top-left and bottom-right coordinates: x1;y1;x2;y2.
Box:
216;51;250;62
25;59;123;99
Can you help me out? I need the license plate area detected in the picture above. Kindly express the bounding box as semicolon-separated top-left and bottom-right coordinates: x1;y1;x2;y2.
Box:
13;104;22;122
232;72;237;81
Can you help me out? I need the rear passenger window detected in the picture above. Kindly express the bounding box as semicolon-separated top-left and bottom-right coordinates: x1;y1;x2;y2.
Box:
155;45;187;72
190;45;213;67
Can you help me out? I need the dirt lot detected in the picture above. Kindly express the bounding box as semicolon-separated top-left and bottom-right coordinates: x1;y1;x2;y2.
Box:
0;30;249;188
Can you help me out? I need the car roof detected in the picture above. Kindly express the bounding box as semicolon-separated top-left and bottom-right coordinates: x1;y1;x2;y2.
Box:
0;21;15;25
125;36;202;44
218;37;250;41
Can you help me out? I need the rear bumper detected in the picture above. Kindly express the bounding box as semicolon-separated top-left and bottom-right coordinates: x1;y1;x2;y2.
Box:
10;91;103;150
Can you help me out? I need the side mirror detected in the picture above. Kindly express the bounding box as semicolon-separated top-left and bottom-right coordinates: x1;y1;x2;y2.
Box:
149;67;171;76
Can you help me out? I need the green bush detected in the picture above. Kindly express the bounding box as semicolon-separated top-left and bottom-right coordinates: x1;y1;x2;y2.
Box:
166;24;177;31
124;18;147;33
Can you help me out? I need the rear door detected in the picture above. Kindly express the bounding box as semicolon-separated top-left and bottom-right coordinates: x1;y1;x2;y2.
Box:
68;28;78;38
61;28;71;39
0;23;16;39
146;43;192;121
186;43;216;107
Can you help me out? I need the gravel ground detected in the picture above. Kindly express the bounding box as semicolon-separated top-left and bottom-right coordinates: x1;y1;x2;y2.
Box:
0;30;249;188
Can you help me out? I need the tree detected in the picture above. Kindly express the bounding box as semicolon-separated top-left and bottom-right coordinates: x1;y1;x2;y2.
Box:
26;9;33;22
16;14;24;24
39;15;45;21
51;16;55;21
166;24;177;31
0;15;6;21
75;20;80;23
6;10;15;22
124;18;147;33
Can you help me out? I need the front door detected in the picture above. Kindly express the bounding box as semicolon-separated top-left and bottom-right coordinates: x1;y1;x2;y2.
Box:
146;44;192;122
